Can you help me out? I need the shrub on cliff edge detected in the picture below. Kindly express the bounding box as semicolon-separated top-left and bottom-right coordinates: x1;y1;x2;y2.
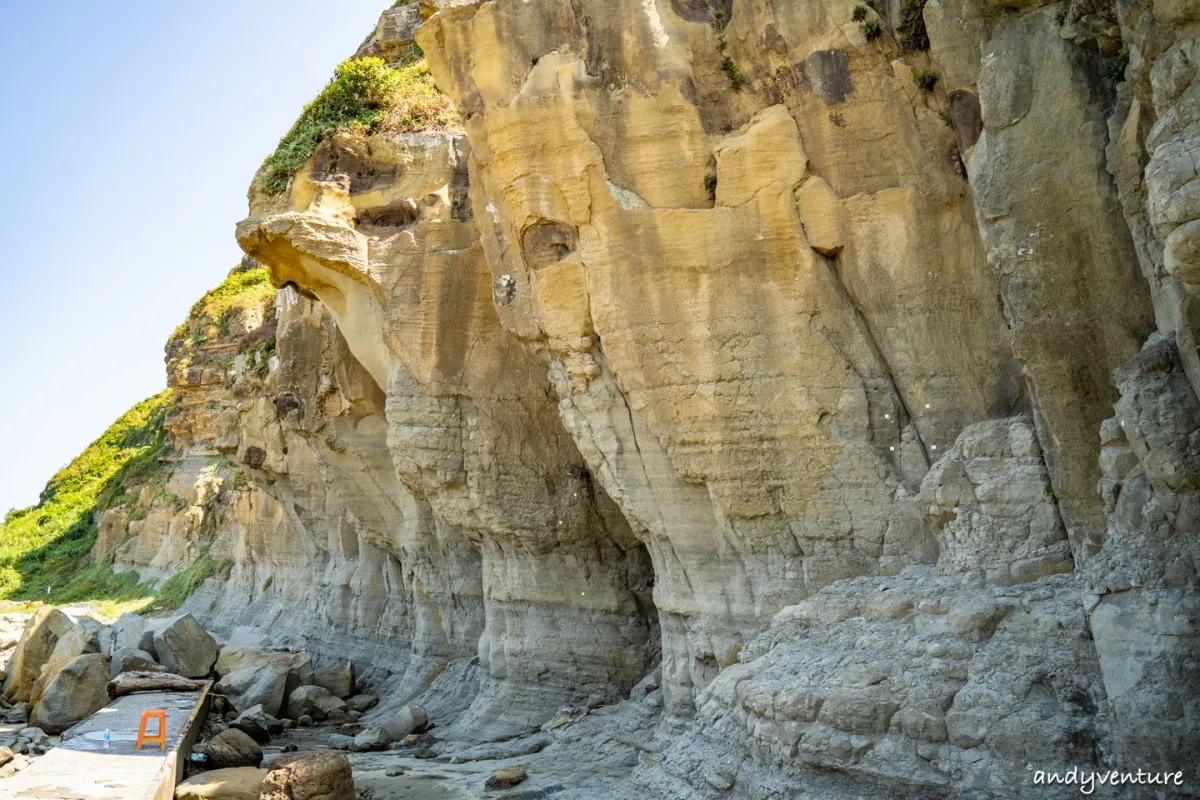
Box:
261;55;458;195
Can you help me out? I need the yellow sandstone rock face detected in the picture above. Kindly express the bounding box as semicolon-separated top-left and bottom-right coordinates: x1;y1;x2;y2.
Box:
238;130;657;736
417;0;1024;712
86;0;1199;793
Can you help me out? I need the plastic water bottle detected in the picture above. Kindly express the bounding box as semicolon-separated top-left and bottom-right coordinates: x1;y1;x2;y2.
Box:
104;729;111;748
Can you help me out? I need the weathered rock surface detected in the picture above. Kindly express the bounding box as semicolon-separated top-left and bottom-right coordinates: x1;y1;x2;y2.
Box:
286;685;347;722
111;613;150;652
108;647;162;679
919;415;1075;584
311;662;354;699
351;725;390;752
29;653;109;734
230;704;276;743
215;664;289;717
51;0;1200;795
206;728;263;770
380;703;426;741
260;750;354;800
215;645;312;688
175;767;267;800
0;726;51;758
345;694;377;712
152;614;218;677
2;609;78;702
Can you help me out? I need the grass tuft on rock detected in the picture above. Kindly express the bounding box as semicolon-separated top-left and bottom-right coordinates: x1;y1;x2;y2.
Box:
721;57;745;90
1105;46;1129;88
898;0;930;51
153;550;231;610
261;55;459;195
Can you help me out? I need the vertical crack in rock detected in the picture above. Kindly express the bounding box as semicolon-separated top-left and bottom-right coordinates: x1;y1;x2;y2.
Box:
818;254;930;467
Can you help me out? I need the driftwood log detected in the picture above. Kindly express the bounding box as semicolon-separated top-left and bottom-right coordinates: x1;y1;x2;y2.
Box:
107;671;206;699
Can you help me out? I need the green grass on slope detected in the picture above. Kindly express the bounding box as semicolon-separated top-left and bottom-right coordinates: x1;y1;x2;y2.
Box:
0;391;172;607
154;549;231;611
170;263;276;344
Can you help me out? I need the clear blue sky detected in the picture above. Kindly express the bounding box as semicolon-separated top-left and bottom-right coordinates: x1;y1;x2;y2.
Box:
0;0;389;514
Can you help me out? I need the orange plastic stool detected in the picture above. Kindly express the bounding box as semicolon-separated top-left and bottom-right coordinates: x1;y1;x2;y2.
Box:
135;709;166;750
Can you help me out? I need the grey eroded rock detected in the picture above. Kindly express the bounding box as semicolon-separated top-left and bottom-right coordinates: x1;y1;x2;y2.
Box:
1;703;29;724
230;704;275;743
215;664;289;717
351;726;390;752
225;627;271;647
215;645;312;699
969;6;1154;560
109;647;162;679
2;609;78;702
327;733;356;751
29;653;109;735
111;613;149;652
380;704;426;741
345;694;377;712
2;727;51;757
152;614;217;678
919;415;1075;585
206;728;263;770
286;685;347;722
1085;336;1200;772
1093;336;1200;590
671;567;1102;797
311;662;354;699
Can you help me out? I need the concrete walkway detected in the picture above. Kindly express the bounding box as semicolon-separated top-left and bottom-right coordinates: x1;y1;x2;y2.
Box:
1;683;209;800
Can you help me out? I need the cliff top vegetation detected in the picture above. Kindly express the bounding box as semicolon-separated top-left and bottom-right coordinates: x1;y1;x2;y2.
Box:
260;53;459;195
169;260;275;347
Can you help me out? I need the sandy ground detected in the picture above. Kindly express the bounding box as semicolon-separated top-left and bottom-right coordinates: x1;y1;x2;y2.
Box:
242;711;637;800
351;758;478;800
257;725;480;800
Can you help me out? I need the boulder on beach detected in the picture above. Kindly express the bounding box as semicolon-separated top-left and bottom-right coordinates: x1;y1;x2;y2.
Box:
175;766;267;800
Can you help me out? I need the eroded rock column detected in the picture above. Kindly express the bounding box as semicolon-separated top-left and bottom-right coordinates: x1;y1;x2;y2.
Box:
239;131;659;736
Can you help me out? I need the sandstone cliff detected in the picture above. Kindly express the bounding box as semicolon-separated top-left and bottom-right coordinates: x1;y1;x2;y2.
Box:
75;0;1200;795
